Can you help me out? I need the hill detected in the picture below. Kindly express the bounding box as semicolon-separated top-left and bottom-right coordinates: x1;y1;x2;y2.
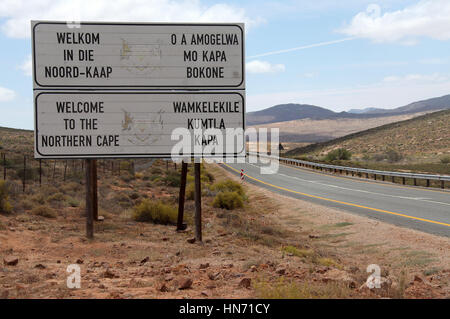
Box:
251;112;426;143
285;109;450;173
246;104;336;126
363;94;450;115
247;94;450;126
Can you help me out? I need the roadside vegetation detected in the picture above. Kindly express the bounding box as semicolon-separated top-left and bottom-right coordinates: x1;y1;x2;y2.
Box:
286;110;450;175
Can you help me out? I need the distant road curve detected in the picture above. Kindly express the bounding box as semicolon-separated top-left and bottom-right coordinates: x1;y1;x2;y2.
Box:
221;160;450;237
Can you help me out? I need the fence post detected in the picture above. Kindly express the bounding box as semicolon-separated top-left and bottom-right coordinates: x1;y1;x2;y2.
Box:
22;155;26;193
194;162;202;242
176;161;188;231
85;159;94;239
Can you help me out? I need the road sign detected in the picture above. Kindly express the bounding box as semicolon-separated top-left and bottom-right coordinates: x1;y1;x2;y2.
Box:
34;91;245;158
32;21;244;89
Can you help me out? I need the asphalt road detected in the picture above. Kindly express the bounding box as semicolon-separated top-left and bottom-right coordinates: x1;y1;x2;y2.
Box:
222;160;450;237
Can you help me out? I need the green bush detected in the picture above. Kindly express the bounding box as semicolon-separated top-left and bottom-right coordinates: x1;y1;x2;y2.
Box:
325;148;352;161
186;183;195;200
132;199;177;225
440;155;450;164
0;181;12;214
212;180;244;197
163;170;181;187
213;191;244;210
385;149;403;163
32;205;56;218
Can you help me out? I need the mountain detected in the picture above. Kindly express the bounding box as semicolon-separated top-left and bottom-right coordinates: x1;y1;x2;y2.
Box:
346;94;450;115
364;94;450;115
248;94;450;126
246;104;336;126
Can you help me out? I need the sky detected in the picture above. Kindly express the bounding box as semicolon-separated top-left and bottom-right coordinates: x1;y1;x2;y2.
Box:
1;0;450;129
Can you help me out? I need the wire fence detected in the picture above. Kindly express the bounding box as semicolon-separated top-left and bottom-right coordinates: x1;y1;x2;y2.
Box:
0;151;143;193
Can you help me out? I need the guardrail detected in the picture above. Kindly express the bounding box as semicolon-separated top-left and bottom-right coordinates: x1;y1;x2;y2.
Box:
248;152;450;189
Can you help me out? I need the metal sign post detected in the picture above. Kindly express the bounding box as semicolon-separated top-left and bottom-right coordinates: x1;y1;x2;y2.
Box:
32;21;246;239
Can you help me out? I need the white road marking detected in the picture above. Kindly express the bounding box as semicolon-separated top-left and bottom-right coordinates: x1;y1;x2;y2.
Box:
242;162;450;207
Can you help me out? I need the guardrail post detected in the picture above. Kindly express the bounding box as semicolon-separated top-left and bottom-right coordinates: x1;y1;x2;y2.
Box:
402;177;406;185
374;174;377;181
426;179;430;187
441;180;445;189
413;178;417;186
382;175;385;181
391;176;395;183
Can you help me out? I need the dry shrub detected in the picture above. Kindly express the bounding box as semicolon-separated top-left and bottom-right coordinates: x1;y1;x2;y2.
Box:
253;277;352;299
32;205;56;218
213;191;243;210
0;180;12;214
132;199;177;225
212;180;244;197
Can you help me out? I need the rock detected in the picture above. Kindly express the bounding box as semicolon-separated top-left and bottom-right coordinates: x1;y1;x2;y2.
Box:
98;284;106;289
76;258;84;264
56;260;61;264
178;277;193;290
199;263;210;269
162;237;169;241
201;291;209;297
239;277;251;289
206;284;216;289
102;269;116;279
140;257;150;265
275;267;286;275
3;257;18;266
250;265;257;272
97;216;105;222
309;234;320;239
159;283;170;292
323;269;356;288
187;238;196;244
208;272;220;280
164;274;174;282
34;263;46;269
413;275;423;283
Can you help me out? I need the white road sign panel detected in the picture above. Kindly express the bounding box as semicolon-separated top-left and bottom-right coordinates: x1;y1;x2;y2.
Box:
32;21;244;89
34;91;245;158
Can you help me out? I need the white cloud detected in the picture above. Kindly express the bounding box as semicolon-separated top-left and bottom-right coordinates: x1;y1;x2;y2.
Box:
383;73;447;83
0;0;260;39
19;54;32;77
246;60;285;74
0;86;16;102
339;1;450;43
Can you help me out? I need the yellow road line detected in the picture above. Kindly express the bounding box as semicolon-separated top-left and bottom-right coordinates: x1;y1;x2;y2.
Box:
279;161;450;195
222;163;450;228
